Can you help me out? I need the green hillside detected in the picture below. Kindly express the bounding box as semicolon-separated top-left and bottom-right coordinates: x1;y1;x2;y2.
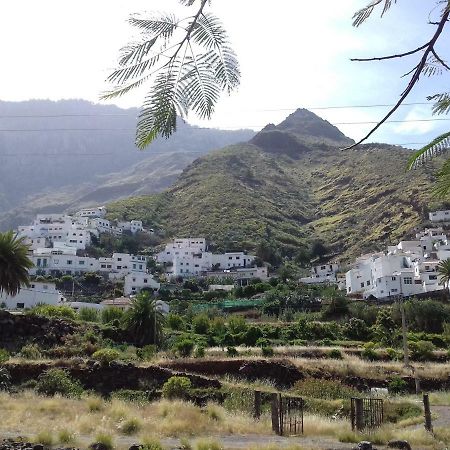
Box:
107;109;439;261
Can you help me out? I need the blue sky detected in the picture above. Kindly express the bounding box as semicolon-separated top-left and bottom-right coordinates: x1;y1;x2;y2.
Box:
0;0;449;148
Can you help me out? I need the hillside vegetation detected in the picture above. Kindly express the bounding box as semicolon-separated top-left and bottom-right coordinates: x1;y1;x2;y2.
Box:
108;109;438;260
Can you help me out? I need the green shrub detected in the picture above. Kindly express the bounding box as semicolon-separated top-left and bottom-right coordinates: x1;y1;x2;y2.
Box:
142;436;165;450
327;349;343;359
409;340;435;361
192;314;210;334
36;368;83;398
361;342;379;361
101;306;124;324
19;343;42;359
194;346;206;358
386;347;400;361
162;376;192;399
119;417;142;435
167;313;185;331
294;378;357;400
31;304;76;320
0;348;9;364
94;433;114;450
57;429;76;445
137;344;157;361
78;307;100;322
112;389;153;403
388;376;408;395
384;400;422;422
35;430;54;446
226;346;238;357
92;348;121;365
261;346;274;357
195;439;223;450
174;338;195;357
344;318;370;341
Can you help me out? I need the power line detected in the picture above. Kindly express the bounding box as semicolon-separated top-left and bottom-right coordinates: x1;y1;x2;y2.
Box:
0;101;432;118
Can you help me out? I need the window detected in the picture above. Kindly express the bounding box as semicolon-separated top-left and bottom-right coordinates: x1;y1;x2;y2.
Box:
139;265;143;270
117;265;121;270
16;303;25;309
429;275;437;280
144;279;148;283
366;280;370;286
31;284;35;288
229;256;232;260
236;256;240;260
133;264;136;269
360;282;364;288
117;257;122;262
195;264;199;267
391;276;396;281
404;277;413;285
391;288;398;293
415;280;422;284
43;285;48;290
67;260;73;265
79;261;85;265
37;258;41;267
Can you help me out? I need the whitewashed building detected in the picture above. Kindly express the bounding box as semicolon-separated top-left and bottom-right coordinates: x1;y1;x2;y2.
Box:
124;272;160;296
156;238;207;264
0;282;64;310
75;206;107;218
300;263;339;284
429;210;450;222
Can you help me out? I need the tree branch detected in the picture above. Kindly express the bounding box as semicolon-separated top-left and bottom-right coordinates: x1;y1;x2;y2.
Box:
345;9;450;150
350;42;429;62
432;48;450;70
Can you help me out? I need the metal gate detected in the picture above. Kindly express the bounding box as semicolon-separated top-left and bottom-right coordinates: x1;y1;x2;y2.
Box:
351;397;384;431
272;394;304;436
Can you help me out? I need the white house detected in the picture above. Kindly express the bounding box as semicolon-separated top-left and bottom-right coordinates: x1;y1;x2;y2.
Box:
156;238;207;263
75;206;107;218
300;263;339;284
429;210;450;222
0;282;63;310
117;220;144;234
124;272;160;296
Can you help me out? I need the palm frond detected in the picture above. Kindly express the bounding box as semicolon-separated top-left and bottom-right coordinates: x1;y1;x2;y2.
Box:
407;131;450;169
352;0;397;26
423;56;445;77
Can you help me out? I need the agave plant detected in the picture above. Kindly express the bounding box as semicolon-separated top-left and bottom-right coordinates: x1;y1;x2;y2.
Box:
103;0;240;148
0;231;33;296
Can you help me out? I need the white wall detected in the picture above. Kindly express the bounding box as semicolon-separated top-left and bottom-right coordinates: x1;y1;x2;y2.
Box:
124;272;160;296
0;282;62;309
429;210;450;222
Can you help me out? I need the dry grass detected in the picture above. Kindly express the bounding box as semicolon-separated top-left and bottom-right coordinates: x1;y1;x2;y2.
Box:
0;391;269;442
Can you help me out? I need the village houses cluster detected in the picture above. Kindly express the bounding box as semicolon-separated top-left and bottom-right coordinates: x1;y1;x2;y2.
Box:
1;207;265;310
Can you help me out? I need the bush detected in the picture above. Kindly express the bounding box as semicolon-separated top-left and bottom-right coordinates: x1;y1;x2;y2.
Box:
409;340;435;361
31;304;76;320
137;344;157;361
243;326;263;346
112;389;154;403
174;338;195;357
384;401;422;423
0;348;9;364
194;346;206;358
327;349;343;359
119;417;142;435
101;306;124;324
92;348;121;365
294;378;358;400
386;347;400;361
78;307;100;322
361;342;379;361
35;430;54;446
261;346;274;357
142;437;165;450
94;433;114;450
195;440;223;450
227;346;238;357
344;318;370;341
167;313;185;331
36;368;83;398
162;376;192;399
19;343;42;359
192;314;210;334
388;376;408;395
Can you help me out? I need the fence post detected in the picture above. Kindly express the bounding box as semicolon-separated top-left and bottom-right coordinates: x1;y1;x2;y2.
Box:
271;393;280;435
355;398;364;432
254;390;261;420
423;394;433;432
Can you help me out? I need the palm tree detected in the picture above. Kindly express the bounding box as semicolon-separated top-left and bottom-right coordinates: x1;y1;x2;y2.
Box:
437;259;450;292
123;292;165;346
0;231;33;296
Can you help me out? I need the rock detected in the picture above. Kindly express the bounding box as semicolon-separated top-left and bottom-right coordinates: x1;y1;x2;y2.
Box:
352;442;374;450
89;443;110;450
128;445;142;450
33;445;44;450
388;441;412;450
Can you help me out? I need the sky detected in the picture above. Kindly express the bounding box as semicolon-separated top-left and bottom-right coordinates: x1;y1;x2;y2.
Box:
1;0;450;148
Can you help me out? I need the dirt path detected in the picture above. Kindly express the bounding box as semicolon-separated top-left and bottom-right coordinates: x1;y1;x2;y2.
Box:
1;431;381;450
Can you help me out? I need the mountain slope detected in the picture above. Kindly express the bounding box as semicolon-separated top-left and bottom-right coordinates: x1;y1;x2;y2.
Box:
0;99;254;230
107;109;439;261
